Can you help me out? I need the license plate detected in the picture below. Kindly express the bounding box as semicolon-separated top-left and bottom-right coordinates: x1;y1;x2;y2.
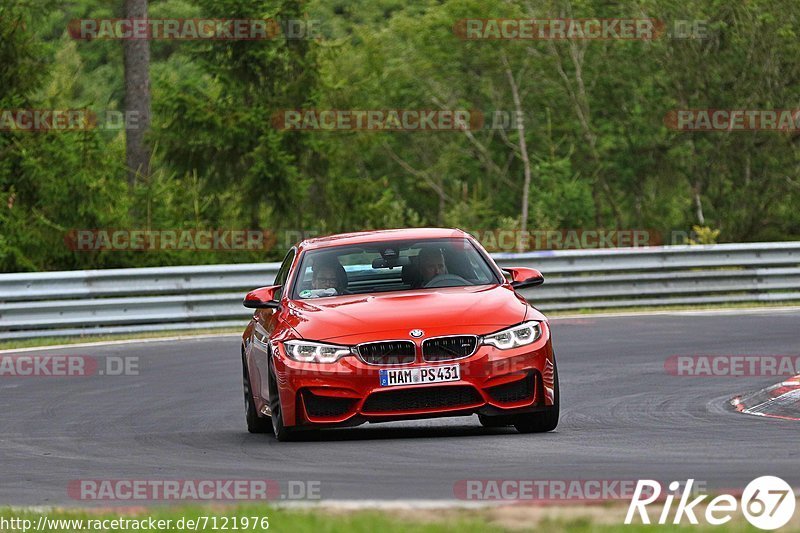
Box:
379;364;460;387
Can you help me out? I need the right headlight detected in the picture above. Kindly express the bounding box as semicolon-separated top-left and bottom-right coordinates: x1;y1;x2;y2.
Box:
482;321;542;350
283;340;353;363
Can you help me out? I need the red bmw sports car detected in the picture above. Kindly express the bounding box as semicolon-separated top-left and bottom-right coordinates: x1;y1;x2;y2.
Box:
241;228;558;440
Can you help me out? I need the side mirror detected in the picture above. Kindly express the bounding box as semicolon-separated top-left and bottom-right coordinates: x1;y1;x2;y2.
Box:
243;285;281;309
503;267;544;290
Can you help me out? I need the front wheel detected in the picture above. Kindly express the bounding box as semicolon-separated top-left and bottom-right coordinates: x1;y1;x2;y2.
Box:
267;357;295;441
243;354;272;434
514;361;560;434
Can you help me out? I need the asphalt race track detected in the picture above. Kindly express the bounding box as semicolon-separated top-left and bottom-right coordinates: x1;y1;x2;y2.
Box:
1;309;798;506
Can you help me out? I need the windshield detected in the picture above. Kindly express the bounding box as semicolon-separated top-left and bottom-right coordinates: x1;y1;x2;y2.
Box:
291;238;501;299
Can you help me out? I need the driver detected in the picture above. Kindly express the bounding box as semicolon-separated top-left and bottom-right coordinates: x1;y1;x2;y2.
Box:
312;258;344;293
416;247;448;287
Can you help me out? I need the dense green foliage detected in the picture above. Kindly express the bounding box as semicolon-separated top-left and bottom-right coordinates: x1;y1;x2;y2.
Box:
2;0;799;271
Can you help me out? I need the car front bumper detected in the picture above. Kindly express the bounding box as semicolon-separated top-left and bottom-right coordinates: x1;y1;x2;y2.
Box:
271;327;557;427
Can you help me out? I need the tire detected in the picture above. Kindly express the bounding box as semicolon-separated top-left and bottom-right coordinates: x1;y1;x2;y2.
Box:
513;360;560;434
267;356;295;442
478;414;511;428
242;353;272;434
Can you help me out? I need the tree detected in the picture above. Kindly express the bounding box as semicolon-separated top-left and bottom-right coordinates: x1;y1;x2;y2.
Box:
123;0;151;191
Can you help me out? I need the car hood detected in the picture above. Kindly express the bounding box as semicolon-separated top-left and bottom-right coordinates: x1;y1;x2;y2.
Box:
283;284;536;343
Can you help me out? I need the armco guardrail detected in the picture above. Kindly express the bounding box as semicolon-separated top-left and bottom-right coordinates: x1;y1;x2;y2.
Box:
1;242;799;340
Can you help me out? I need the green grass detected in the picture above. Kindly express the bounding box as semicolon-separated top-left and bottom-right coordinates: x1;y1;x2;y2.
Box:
1;504;793;532
0;506;487;533
0;328;241;351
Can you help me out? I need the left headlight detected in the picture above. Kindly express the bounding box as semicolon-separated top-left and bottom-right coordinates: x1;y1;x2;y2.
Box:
283;340;353;363
482;321;542;350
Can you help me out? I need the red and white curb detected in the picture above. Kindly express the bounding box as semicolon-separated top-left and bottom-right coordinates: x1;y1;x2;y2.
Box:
731;375;800;421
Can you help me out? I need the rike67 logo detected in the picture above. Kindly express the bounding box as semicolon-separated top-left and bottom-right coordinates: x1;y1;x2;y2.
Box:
626;477;796;530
